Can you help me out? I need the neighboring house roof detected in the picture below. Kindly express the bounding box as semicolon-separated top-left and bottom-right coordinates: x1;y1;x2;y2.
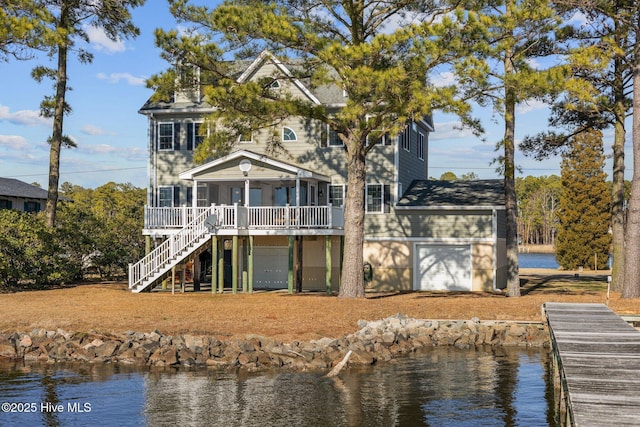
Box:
0;177;49;200
396;179;505;210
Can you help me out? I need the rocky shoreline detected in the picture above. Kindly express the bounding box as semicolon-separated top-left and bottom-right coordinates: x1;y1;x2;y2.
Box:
0;314;549;372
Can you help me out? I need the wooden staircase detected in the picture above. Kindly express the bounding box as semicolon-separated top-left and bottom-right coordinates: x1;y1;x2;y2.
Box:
128;206;216;293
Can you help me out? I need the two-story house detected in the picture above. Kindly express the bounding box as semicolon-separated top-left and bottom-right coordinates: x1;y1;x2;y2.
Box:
130;52;507;294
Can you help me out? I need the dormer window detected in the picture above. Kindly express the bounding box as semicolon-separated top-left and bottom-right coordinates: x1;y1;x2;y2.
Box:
238;130;253;144
283;127;297;142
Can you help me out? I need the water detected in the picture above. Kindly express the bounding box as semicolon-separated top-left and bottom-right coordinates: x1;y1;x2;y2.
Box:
0;347;557;427
518;253;559;269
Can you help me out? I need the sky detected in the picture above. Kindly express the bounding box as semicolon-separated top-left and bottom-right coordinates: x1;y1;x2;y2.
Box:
0;2;631;189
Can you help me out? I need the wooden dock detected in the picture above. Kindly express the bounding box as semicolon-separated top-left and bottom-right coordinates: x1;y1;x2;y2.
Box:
544;302;640;426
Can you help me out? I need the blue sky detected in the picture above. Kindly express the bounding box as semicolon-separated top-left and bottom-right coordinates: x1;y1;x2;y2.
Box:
0;2;627;189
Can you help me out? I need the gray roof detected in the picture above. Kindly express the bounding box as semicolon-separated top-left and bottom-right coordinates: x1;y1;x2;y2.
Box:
0;177;49;200
397;180;505;208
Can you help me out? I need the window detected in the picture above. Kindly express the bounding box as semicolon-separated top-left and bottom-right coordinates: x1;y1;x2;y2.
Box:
158;122;179;150
366;184;391;214
329;185;345;207
268;79;281;89
0;199;11;210
418;132;425;160
320;124;343;147
283;127;297;142
366;184;383;213
401;126;411;151
24;201;41;212
238;130;253;143
187;122;205;150
158;186;178;207
374;132;391;146
329;129;343;146
197;183;209;207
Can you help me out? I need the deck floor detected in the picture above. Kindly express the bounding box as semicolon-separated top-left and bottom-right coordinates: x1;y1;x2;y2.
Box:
544;302;640;426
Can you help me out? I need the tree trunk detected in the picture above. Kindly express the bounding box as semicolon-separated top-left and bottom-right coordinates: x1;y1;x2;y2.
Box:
45;8;69;228
503;15;520;297
611;49;627;291
339;140;366;298
622;32;640;299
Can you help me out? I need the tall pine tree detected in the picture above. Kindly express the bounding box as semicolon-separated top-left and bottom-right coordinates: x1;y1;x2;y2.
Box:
556;130;611;270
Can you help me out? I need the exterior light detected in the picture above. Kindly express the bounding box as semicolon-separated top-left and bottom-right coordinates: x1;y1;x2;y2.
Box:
239;159;252;176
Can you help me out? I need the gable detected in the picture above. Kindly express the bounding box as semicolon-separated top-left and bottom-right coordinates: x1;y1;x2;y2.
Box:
237;51;321;105
179;150;330;182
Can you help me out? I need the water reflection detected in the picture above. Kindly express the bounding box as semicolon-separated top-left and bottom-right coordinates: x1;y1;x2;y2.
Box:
0;347;556;427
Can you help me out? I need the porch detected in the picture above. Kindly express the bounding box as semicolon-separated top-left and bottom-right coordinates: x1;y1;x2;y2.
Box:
143;204;344;234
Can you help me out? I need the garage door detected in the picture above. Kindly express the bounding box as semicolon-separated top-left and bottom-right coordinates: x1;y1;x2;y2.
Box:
253;247;288;289
415;244;472;291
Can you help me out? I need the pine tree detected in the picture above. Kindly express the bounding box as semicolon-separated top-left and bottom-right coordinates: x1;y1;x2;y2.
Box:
31;0;145;228
556;130;611;270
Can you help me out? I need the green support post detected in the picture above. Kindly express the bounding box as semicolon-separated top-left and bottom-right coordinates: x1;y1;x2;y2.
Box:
288;235;294;293
217;241;224;293
145;236;151;255
211;236;217;295
325;235;332;294
248;236;254;293
232;236;238;294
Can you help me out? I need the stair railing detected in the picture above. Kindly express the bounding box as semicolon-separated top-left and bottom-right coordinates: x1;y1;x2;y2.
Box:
129;205;216;291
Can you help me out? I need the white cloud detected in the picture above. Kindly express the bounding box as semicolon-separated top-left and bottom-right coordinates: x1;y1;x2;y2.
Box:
85;25;126;54
526;58;542;70
81;124;109;136
429;121;477;140
566;11;589;28
81;143;118;155
516;99;548;114
430;71;457;88
96;72;146;86
0;135;29;150
0;104;51;127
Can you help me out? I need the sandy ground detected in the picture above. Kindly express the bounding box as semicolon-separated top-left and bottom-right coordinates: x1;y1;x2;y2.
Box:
0;268;637;342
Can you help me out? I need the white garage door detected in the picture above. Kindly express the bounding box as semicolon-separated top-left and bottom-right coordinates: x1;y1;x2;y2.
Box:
253;247;288;289
415;244;472;291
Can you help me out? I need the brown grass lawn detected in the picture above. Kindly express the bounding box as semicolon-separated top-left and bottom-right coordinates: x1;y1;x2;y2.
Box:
1;268;638;342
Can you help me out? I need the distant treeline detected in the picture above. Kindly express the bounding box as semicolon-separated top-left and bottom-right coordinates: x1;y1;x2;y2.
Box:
516;175;630;247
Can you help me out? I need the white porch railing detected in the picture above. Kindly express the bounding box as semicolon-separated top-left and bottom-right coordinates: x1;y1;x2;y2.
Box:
129;206;215;292
145;205;344;230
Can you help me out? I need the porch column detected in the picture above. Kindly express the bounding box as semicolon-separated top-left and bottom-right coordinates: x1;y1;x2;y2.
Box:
325;235;332;294
295;177;300;206
217;240;224;293
192;180;198;208
145;236;151;255
288;235;294;293
248;236;254;293
296;236;303;293
211;236;217;294
232;235;238;294
244;179;250;206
